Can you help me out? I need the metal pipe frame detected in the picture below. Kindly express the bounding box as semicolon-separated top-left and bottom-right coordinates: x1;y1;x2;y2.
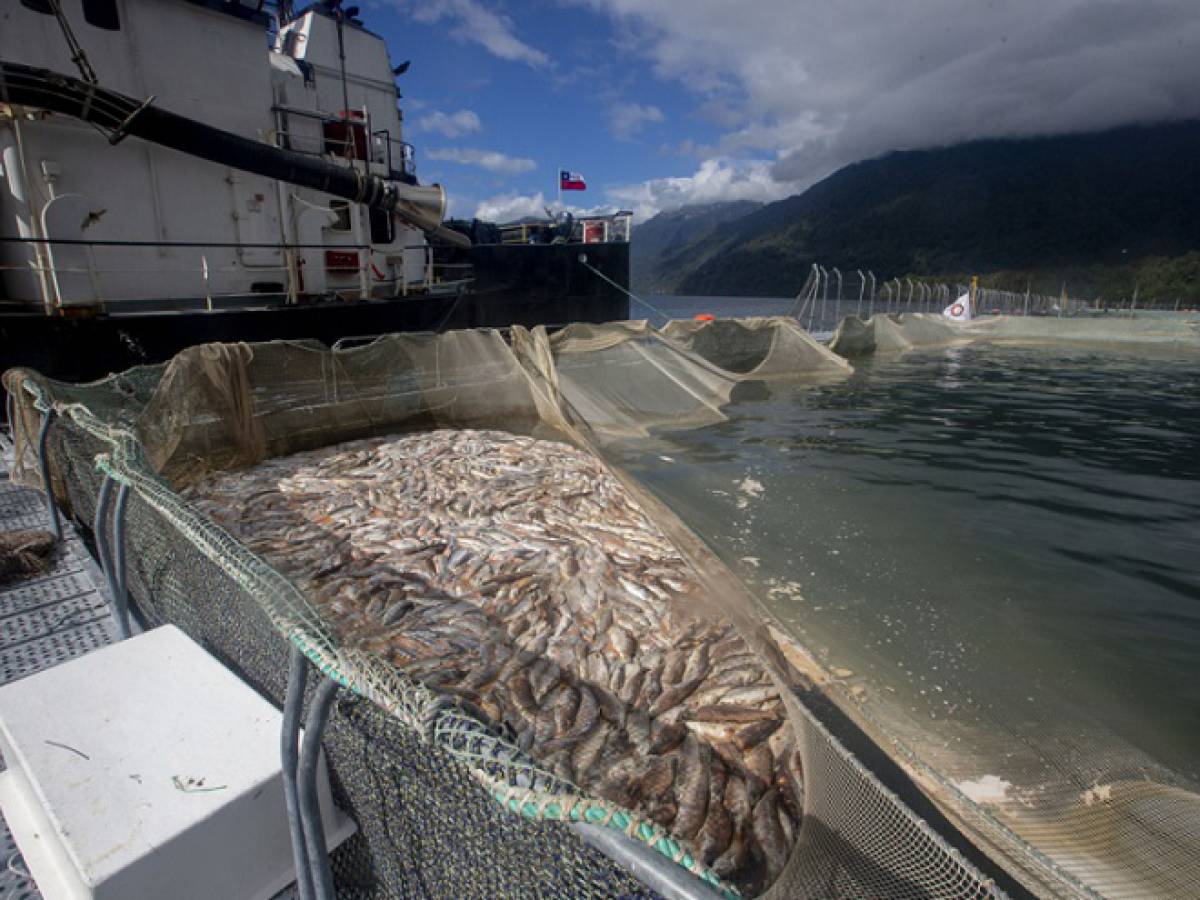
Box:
282;647;315;900
298;674;341;900
37;406;63;539
91;475;129;640
111;483;132;638
572;824;723;900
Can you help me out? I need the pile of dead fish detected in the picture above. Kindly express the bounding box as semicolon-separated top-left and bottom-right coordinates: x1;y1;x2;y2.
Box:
184;429;802;894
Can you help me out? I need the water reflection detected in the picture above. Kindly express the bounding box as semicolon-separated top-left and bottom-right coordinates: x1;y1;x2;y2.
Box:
614;343;1200;793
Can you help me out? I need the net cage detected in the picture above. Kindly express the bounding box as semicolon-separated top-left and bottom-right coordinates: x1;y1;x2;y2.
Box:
828;310;1200;357
4;318;1004;899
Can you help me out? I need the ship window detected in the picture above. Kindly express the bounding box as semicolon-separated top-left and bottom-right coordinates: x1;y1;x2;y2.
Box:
329;200;353;232
369;207;394;244
82;0;120;30
19;0;54;13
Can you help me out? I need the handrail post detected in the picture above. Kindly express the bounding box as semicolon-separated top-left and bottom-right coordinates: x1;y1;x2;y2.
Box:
37;406;63;540
201;254;213;312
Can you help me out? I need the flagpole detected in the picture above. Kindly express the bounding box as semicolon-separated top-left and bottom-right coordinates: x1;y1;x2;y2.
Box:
557;164;562;212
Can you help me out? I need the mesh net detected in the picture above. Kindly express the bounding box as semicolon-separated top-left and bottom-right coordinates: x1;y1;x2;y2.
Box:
4;318;1004;899
829;311;1200;356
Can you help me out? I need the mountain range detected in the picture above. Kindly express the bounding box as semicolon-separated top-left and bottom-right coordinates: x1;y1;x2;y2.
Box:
631;121;1200;300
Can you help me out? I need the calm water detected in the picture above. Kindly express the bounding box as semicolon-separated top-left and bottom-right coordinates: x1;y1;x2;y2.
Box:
612;300;1200;802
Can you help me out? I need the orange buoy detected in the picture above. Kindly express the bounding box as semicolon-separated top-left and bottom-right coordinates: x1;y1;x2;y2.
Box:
694;313;715;321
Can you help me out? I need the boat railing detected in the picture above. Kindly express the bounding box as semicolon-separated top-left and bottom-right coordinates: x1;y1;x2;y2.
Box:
498;211;633;245
271;106;416;178
0;236;471;313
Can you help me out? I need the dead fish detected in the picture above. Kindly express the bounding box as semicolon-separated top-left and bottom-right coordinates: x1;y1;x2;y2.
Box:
649;718;688;755
734;717;783;751
687;704;777;725
636;754;676;802
712;829;749;881
671;734;710;841
552;684;580;735
570;720;610;779
625;709;651;756
617;666;646;707
682;642;711;684
745;742;775;794
508;669;540;722
592;687;626;727
606;625;637;658
662;649;688;685
648;674;704;717
697;759;733;864
529;658;561;704
563;685;599;740
752;791;790;883
779;748;805;822
717;685;779;708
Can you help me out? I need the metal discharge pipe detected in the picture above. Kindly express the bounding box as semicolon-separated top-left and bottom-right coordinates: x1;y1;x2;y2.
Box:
0;61;469;248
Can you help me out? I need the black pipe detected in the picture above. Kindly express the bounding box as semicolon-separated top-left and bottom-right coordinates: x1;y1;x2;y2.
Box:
0;61;464;245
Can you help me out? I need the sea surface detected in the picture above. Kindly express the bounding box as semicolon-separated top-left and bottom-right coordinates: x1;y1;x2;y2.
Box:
615;296;1200;808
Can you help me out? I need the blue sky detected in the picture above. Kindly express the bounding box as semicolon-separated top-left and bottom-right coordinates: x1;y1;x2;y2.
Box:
364;0;1200;222
369;0;728;220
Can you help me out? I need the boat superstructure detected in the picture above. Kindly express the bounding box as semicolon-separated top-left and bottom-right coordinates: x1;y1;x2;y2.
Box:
1;0;445;307
0;0;632;381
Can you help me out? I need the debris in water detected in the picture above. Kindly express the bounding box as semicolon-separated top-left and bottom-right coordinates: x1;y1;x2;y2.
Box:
955;774;1012;805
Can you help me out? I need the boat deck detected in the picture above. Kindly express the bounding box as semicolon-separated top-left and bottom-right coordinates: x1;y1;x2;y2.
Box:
0;442;119;899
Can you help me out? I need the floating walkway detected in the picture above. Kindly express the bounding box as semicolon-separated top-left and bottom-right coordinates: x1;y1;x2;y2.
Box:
0;444;119;900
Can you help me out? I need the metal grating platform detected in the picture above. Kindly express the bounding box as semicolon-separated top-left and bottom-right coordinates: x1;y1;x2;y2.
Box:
0;443;118;900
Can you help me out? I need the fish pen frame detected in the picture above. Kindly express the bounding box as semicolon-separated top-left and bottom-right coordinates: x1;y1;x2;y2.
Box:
282;646;341;900
37;405;63;540
93;474;133;639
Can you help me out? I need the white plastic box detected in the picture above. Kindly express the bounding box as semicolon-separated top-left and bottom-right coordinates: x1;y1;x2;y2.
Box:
0;624;355;900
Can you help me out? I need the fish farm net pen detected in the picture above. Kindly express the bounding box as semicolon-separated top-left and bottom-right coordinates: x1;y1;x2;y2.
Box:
3;323;1028;899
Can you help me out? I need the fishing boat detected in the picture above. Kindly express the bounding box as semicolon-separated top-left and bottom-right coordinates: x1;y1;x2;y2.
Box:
0;0;632;383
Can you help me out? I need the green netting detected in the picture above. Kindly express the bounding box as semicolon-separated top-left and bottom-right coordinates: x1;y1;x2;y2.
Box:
3;318;1003;899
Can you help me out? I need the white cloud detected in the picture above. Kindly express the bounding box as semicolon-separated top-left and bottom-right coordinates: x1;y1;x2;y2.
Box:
417;109;482;138
426;147;537;175
576;0;1200;187
398;0;549;68
474;191;618;222
608;158;789;222
474;191;549;222
609;102;665;140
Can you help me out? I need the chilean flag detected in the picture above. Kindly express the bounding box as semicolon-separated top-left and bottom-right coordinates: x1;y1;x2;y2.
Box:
560;169;587;191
